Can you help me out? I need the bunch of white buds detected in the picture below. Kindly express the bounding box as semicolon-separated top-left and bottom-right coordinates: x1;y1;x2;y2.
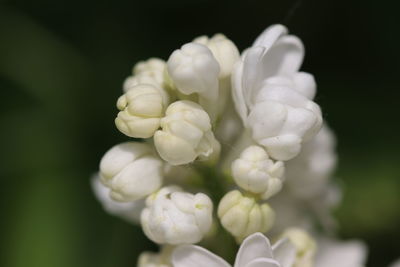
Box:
91;24;367;267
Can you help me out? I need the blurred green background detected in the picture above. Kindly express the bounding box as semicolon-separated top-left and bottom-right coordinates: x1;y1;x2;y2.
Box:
0;0;399;266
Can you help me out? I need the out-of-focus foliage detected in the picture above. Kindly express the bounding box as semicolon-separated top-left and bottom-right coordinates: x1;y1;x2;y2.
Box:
0;1;399;267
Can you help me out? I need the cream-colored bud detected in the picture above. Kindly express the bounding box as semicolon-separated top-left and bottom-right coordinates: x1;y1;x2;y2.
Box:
193;34;240;78
115;84;169;138
217;190;275;243
141;186;213;244
123;73;162;93
154;100;220;165
167;43;220;101
134;58;166;76
232;146;284;199
137;246;173;267
123;58;166;93
99;142;163;202
281;228;316;267
91;174;144;224
167;42;221;120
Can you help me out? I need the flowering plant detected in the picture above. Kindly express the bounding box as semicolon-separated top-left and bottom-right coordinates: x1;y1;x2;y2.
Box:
92;24;368;267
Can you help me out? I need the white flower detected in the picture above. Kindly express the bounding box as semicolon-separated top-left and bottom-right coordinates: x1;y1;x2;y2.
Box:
141;186;213;245
115;83;170;138
167;42;220;102
232;24;322;161
123;58;166;92
193;34;240;120
172;230;366;267
285;124;337;199
217;190;275;242
154;100;220;165
99;142;164;202
280;228;316;267
193;34;240;79
267;125;340;232
232;145;285;199
315;238;367;267
172;232;296;267
91;174;144;224
138;246;174;267
167;42;220;119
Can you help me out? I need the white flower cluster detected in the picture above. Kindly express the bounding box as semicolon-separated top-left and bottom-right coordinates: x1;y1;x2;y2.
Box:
91;24;368;267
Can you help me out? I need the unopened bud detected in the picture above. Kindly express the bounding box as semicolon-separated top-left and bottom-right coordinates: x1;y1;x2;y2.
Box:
232;145;284;199
217;190;275;243
154;100;220;165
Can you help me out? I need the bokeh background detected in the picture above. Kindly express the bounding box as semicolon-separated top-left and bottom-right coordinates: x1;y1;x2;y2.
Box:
0;0;399;266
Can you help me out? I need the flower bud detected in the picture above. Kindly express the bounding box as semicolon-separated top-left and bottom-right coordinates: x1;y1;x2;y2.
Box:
123;73;162;93
141;186;213;244
115;84;169;138
123;58;166;92
193;34;240;78
91;174;144;224
154;100;220;165
99;142;163;202
232;146;284;199
280;228;316;267
134;58;166;76
137;246;173;267
217;190;275;243
167;43;220;101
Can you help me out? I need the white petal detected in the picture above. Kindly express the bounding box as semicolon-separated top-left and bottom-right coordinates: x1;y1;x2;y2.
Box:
272;238;296;267
253;24;288;49
172;245;230;267
99;142;151;179
293;72;316;100
259;35;304;79
91;175;144;223
234;233;274;267
244;258;281;267
232;61;249;124
242;46;265;109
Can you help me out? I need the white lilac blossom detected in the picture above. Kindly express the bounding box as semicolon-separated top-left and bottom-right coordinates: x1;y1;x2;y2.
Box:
280;228;316;267
268;125;339;233
285;124;337;199
232;145;285;199
167;42;220;119
141;186;213;245
92;24;369;267
91;175;144;223
172;231;367;267
172;232;296;267
123;58;166;92
232;24;322;161
193;34;240;79
193;34;240;120
154;100;220;165
217;190;275;242
99;142;164;202
193;34;242;147
138;246;174;267
115;83;170;138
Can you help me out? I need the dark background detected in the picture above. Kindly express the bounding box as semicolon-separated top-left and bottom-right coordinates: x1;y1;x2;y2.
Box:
0;0;399;266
